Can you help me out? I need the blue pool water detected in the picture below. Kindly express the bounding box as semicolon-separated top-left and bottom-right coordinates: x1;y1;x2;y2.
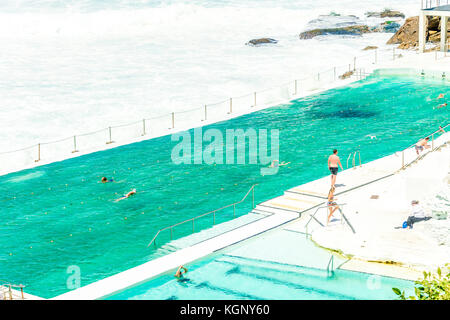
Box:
0;69;448;298
106;229;414;300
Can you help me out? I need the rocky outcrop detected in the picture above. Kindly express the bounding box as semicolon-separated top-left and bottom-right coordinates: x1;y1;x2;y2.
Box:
366;9;405;18
387;16;447;49
339;71;354;79
246;38;278;46
299;25;370;39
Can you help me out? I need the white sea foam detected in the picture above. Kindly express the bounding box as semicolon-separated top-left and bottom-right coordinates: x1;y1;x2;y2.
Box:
0;0;420;174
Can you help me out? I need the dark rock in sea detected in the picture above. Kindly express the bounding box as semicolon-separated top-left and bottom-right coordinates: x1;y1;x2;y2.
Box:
299;25;370;40
246;38;278;46
370;21;401;33
366;9;405;18
305;14;363;30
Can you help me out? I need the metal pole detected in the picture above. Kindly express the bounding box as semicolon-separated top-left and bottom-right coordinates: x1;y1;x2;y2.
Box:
72;136;78;153
8;286;12;300
142;119;146;136
35;143;41;162
20;287;24;300
353;56;356;71
229;98;233;114
252;186;255;209
402;151;405;168
317;72;320;81
204;105;207;120
171;112;175;129
375;49;378;64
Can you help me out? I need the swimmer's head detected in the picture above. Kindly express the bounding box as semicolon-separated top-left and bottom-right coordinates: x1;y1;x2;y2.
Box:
101;177;107;183
425;137;430;141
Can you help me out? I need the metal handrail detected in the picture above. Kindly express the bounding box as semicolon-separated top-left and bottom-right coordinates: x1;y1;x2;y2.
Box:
400;123;449;168
0;281;25;300
147;184;257;248
347;150;361;169
305;203;356;235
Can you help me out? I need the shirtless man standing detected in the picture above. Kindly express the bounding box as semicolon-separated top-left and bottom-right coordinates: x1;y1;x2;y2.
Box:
328;149;343;188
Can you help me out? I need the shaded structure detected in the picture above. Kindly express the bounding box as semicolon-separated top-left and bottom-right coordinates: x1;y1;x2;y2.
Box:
419;0;450;52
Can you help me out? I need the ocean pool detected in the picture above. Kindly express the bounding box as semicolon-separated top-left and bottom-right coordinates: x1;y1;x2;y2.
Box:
0;69;448;298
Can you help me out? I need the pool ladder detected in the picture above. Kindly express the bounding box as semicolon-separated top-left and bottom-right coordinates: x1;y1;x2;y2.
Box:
346;150;361;169
0;281;25;300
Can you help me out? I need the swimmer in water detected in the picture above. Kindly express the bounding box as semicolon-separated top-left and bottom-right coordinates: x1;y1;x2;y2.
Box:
115;189;136;202
174;265;190;283
437;93;444;100
268;160;290;168
436;103;447;109
101;177;114;183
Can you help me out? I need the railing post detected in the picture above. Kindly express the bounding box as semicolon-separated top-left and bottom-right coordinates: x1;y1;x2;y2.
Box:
402;151;405;168
252;186;255;209
353;56;356;71
171;112;175;129
72;136;79;153
106;127;113;144
142;119;146;136
229;98;233;114
204;105;207;121
375;49;378;64
35;143;41;162
20;287;24;300
8;285;12;300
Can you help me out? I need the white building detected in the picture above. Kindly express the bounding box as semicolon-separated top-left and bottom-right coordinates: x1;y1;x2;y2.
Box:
419;0;450;52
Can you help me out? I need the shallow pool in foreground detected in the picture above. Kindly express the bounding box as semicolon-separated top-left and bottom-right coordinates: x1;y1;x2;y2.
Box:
106;229;414;300
0;69;447;298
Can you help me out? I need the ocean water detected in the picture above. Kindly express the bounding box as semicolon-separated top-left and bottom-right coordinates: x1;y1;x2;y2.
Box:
0;72;448;298
0;0;421;173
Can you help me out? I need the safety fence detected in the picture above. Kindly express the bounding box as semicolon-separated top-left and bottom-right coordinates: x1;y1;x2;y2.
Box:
422;0;450;9
0;47;411;174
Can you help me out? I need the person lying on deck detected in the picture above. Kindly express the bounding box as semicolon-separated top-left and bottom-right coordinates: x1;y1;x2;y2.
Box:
406;200;431;229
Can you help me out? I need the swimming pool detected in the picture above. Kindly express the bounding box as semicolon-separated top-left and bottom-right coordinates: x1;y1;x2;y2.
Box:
0;69;448;298
105;228;414;300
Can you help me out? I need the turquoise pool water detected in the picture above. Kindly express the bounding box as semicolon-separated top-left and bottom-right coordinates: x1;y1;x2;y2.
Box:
0;70;448;298
106;230;414;300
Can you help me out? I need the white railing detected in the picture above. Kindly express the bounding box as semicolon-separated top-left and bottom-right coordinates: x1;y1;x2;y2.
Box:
422;0;450;9
0;48;398;175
